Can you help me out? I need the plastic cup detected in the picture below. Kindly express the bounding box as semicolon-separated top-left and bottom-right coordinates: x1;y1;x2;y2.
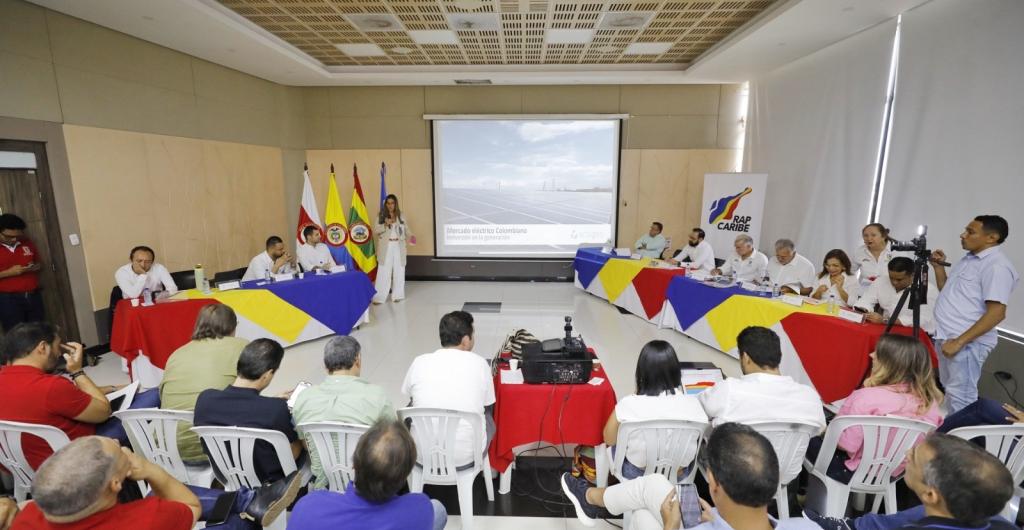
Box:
130;298;140;307
509;359;519;371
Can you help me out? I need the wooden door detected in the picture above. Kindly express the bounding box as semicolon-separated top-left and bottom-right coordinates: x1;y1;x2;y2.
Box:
0;141;79;340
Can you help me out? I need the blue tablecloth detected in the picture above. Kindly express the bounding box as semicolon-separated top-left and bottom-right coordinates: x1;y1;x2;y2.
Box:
241;271;376;335
666;276;771;330
573;247;630;288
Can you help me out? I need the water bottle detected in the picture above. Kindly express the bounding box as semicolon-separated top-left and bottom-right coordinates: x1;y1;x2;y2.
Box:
142;288;152;306
771;282;780;298
201;278;212;294
193;264;205;291
827;293;837;315
264;270;272;283
761;275;771;295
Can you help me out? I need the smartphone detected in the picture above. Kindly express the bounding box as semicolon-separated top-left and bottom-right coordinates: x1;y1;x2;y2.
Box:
678;484;703;529
206;491;239;526
286;381;313;409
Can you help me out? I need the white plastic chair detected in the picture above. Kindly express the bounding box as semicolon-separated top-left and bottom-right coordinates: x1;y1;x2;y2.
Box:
191;426;310;530
398;407;494;530
296;421;369;492
599;419;708;486
747;419;823;518
105;381;140;412
948;424;1024;521
113;409;214;487
803;415;936;518
596;419;708;530
0;420;70;501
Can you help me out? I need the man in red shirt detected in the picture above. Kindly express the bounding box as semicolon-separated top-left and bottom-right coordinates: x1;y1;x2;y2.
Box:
12;436;303;529
0;322;112;469
0;214;43;332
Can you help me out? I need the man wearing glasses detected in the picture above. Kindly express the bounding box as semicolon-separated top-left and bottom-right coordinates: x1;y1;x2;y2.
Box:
0;213;43;331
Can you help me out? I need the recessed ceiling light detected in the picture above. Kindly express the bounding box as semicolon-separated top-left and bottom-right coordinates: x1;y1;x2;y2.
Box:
391;46;414;55
448;13;501;31
597;12;656;30
408;30;460;45
345;14;404;32
335;43;388;56
546;29;594;45
453;0;486;10
623;42;673;55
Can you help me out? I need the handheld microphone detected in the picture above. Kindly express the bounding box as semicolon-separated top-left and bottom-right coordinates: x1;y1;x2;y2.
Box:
929;257;951;267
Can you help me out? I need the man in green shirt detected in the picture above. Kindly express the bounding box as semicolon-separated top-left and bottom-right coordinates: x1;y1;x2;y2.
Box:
293;336;396;490
158;304;247;463
635;222;667;259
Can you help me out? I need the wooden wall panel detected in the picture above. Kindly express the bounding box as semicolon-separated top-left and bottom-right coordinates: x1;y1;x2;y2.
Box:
64;125;286;309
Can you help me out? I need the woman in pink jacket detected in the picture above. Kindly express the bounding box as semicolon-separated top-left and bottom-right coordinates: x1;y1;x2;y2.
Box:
807;334;944;483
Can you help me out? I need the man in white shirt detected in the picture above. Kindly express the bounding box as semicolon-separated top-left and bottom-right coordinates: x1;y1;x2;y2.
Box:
296;226;336;273
635;222;667;259
667;228;716;271
114;245;178;298
401;311;495;465
698;326;826;430
711;234;769;282
854;257;938;334
242;236;297;281
766;239;817;295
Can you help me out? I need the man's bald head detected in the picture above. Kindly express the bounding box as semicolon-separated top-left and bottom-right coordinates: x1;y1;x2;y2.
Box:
32;436;122;518
352;419;417;502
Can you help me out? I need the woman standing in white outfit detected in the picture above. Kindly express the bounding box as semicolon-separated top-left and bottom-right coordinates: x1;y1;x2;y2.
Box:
373;194;414;303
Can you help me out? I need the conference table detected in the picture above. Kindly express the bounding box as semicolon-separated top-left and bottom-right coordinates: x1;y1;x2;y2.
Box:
572;247;687;324
111;271;376;387
660;276;938;403
572;247;937;404
488;349;617;494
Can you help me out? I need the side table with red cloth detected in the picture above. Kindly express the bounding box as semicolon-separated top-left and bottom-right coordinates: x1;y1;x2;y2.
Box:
488;351;617;493
110;298;218;370
780;312;939;403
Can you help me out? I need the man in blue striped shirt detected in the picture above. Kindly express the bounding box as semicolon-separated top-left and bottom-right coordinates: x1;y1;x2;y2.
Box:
930;215;1019;413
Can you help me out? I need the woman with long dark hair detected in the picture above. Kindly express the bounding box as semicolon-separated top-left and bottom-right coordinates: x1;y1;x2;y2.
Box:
811;249;860;305
373;194;414;303
602;340;707;478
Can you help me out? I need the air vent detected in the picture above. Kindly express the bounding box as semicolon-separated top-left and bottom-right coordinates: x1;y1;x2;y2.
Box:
597;11;656;30
345;14;404;32
454;79;493;85
448;13;501;31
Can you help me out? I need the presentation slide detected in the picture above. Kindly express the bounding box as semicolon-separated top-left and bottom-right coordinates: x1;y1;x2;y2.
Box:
433;119;619;259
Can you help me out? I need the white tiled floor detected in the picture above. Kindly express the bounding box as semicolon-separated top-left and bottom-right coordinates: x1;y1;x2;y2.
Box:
86;280;740;528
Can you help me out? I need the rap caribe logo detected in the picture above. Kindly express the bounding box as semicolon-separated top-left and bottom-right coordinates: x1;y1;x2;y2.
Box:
708;187;753;232
325;223;348;247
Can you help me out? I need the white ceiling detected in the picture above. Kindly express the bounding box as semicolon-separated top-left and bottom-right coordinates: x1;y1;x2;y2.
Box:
28;0;931;86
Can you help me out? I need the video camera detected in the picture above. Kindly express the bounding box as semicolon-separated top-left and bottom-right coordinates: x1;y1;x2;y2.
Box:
890;224;932;258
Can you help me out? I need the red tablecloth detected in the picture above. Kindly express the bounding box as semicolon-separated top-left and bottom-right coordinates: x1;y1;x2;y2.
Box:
488;352;617;472
780;312;939;403
110;299;218;369
631;267;688;319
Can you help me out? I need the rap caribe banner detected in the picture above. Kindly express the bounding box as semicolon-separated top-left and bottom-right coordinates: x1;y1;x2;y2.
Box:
700;173;768;260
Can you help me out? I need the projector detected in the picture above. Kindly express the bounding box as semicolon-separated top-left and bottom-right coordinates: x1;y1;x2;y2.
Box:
521;316;593;384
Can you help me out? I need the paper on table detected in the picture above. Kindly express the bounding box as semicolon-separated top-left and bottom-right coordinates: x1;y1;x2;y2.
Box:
500;369;524;385
588;376;605;386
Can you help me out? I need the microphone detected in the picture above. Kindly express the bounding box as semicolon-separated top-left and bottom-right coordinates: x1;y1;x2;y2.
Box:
929;257;951;267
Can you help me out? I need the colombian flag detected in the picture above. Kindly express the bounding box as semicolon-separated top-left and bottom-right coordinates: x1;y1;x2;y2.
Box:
707;187;753;224
323;164;354;271
346;164;377;280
